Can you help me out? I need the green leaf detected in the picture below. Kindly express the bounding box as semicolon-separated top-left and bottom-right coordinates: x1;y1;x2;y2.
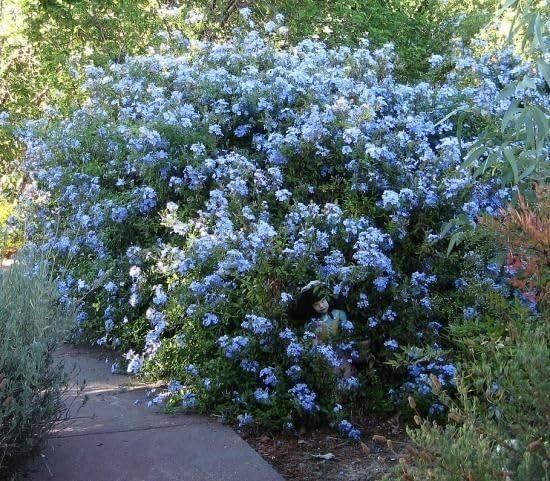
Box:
501;104;520;131
532;106;548;142
517;76;537;91
464;145;488;168
456;111;468;145
525;111;535;148
434;105;467;128
523;12;537;50
475;150;499;178
446;232;464;257
518;156;538;181
500;0;518;10
503;149;519;185
533;13;544;51
440;220;455;237
498;81;518;100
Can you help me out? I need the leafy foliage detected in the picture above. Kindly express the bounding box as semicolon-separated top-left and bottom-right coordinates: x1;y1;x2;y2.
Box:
401;303;549;481
0;0;176;194
391;157;549;480
483;185;549;311
17;17;547;434
0;252;74;477
247;0;499;80
0;198;21;256
438;1;549;259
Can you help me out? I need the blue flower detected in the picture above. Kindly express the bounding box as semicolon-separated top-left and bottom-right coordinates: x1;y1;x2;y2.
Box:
133;186;157;214
185;364;199;376
374;276;390;292
203;313;220;327
125;351;143;374
237;413;254;427
168;380;182;393
463;307;478;319
152;285;168;305
338;419;361;439
339;377;360;390
381;190;400;208
280;292;293;304
218;335;250;359
428;403;445;416
240;359;260;373
129;265;142;281
286;342;303;359
289;383;318;412
259;367;279;386
454;278;468;289
241;314;273;335
275;189;292;202
182;393;197;409
104;281;118;294
254;388;270;403
357;293;369;308
338;419;353;433
111;206;129;223
285;365;302;380
313;344;341;368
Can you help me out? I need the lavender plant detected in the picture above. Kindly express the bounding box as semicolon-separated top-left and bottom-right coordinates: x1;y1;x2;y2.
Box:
0;251;73;476
17;13;549;434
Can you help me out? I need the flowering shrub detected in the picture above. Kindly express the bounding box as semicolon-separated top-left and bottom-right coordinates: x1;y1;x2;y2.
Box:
18;16;548;434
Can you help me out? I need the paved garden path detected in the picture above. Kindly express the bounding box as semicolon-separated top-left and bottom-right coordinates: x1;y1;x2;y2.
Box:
0;258;14;269
25;345;284;481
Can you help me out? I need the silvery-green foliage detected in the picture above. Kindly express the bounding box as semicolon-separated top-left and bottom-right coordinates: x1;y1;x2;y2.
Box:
0;252;73;476
464;0;549;194
442;1;549;253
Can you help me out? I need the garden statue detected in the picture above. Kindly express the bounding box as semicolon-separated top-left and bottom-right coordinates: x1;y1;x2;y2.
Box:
288;281;356;377
311;297;349;342
288;280;352;341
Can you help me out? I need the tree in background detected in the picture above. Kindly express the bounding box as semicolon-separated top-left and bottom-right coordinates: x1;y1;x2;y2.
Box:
0;0;169;194
187;0;500;80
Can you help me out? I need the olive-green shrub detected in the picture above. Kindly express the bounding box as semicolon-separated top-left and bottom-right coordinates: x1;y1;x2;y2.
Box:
399;290;549;481
0;252;74;478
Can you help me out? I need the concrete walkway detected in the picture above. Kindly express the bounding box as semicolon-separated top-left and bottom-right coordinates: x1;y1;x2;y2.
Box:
0;258;14;270
25;345;284;481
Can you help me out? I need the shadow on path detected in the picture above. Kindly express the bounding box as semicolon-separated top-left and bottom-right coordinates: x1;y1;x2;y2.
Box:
24;345;284;481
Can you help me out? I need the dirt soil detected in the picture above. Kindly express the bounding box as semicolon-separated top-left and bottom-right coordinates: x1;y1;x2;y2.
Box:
243;415;411;481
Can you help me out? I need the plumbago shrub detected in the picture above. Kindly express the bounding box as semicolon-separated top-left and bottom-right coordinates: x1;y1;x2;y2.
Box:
19;18;549;435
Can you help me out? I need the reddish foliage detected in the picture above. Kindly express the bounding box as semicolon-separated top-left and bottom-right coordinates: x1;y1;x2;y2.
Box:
482;184;549;309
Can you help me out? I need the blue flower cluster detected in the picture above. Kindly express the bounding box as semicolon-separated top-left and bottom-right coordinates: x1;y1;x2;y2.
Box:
18;17;548;436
